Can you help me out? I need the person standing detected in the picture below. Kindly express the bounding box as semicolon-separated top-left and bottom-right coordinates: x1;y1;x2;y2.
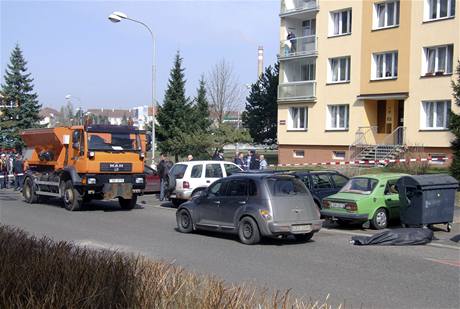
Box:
246;150;260;170
0;154;7;189
13;154;24;191
187;154;194;161
158;153;173;201
234;152;245;170
259;154;268;170
287;31;296;53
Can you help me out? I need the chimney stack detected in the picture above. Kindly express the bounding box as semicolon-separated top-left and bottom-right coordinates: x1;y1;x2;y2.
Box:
257;46;264;78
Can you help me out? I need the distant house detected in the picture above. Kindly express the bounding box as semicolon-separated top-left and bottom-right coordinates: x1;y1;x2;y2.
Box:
0;92;16;117
39;107;60;128
132;105;155;130
210;110;242;128
87;108;135;125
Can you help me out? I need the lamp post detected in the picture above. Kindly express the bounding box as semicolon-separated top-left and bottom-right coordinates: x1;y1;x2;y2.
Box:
65;94;83;125
108;11;157;165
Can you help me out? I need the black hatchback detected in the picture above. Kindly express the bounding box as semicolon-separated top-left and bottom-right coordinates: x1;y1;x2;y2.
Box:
176;173;322;245
294;171;349;209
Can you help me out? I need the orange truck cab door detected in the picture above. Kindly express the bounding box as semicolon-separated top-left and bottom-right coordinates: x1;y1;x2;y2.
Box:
71;129;85;165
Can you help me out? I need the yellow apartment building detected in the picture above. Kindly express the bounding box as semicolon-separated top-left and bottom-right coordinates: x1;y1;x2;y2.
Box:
277;0;459;164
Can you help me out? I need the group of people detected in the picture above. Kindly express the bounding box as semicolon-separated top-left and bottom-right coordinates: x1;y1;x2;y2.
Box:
233;150;268;171
0;152;25;191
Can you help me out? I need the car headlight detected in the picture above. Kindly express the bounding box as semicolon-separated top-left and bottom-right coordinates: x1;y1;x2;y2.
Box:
88;178;96;184
135;177;144;184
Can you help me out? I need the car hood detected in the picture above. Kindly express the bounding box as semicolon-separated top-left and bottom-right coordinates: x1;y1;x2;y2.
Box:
324;192;371;203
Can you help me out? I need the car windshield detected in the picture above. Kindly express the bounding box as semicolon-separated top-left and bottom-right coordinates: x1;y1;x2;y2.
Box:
266;177;309;196
340;177;379;195
87;132;140;151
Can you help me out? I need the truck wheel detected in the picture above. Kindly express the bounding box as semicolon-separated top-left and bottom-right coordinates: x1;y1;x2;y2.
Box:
238;217;261;245
63;180;82;211
371;208;388;230
23;178;38;204
119;195;137;210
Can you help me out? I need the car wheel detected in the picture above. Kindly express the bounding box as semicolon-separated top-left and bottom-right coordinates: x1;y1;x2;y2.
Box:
63;180;82;211
171;198;183;208
238;217;261;245
371;208;388;230
294;232;314;242
176;209;193;233
23;178;38;204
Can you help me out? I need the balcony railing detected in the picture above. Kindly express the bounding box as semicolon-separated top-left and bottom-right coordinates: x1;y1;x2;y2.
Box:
278;81;316;101
280;35;317;58
281;0;318;15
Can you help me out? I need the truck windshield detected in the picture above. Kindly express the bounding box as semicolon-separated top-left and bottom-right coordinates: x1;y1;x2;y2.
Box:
339;178;378;195
87;132;140;151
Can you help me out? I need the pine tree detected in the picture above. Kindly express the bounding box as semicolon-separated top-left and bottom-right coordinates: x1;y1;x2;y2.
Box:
0;44;41;149
242;63;279;145
449;61;460;179
156;52;194;161
192;76;212;132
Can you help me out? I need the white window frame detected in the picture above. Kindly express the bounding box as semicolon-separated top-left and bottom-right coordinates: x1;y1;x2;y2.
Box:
332;151;346;160
420;100;451;130
422;44;454;75
372;51;398;80
373;1;400;29
326;104;349;130
293;150;305;158
329;9;352;36
328;56;351;83
425;0;456;20
288;107;308;130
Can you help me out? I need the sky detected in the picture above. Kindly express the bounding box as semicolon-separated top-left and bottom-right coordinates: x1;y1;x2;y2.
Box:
1;0;279;110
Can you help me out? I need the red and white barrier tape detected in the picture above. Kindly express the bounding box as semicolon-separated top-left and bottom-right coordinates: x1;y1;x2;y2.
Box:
268;157;450;168
0;173;24;179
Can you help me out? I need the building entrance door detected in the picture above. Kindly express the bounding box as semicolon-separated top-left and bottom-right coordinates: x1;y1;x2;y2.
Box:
396;100;405;145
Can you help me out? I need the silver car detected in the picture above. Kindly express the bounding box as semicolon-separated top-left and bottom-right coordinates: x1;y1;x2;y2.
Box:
176;173;323;245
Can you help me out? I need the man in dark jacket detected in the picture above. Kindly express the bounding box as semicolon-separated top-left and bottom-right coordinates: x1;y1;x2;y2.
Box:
245;150;260;170
157;153;173;201
13;154;24;191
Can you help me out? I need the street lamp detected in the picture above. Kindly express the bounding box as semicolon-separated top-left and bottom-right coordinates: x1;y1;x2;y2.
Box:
108;11;157;165
65;94;83;125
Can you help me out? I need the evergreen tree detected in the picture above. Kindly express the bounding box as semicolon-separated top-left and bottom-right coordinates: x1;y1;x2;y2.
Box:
156;52;194;161
0;44;42;149
192;76;212;132
242;63;279;145
449;61;460;179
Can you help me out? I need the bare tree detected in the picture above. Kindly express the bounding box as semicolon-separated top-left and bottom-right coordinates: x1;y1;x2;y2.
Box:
206;60;243;127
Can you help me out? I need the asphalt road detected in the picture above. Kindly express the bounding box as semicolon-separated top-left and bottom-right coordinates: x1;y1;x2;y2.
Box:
1;189;459;309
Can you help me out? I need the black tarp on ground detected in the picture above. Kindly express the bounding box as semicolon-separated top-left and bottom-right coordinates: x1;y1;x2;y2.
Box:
351;228;434;246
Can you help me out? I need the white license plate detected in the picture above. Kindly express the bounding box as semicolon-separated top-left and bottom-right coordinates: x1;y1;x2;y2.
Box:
291;225;311;232
109;179;124;183
330;202;344;209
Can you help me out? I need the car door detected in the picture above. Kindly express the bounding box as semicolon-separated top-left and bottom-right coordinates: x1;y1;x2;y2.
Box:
196;179;228;228
204;163;224;186
311;173;337;200
330;173;349;194
384;179;401;219
188;163;204;190
218;179;248;230
144;166;160;193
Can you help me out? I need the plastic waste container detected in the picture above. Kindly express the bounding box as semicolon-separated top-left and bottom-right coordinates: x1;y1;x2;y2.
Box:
396;174;458;232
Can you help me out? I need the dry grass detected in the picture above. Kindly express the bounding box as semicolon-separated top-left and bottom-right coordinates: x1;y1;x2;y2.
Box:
0;225;336;309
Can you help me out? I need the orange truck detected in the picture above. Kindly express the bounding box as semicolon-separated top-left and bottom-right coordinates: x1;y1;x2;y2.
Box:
21;124;149;211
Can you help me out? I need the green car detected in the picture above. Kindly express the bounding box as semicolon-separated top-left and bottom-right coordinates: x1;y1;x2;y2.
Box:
321;173;408;229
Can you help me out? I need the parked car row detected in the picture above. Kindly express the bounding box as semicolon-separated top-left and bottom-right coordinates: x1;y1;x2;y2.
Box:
143;160;455;245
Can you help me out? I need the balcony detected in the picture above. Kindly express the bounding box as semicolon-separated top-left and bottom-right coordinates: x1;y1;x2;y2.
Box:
278;81;316;101
279;35;317;59
280;0;318;17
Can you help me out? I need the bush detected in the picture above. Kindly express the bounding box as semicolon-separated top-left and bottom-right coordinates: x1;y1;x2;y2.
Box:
0;225;334;308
